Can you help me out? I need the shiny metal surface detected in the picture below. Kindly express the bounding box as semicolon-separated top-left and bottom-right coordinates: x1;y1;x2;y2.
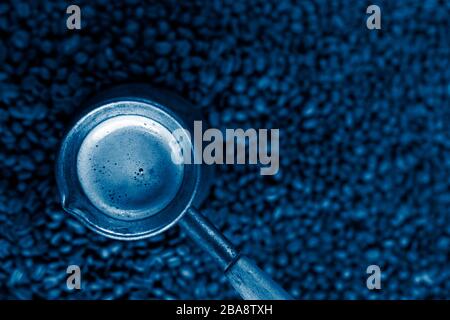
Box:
57;96;200;240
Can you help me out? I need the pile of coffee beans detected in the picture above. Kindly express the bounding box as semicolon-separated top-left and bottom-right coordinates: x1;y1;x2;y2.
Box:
0;0;449;299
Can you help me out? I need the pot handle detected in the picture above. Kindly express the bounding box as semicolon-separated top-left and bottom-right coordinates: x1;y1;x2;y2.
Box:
179;207;292;300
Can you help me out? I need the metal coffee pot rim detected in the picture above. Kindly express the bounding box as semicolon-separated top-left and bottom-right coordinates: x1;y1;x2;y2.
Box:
56;86;202;240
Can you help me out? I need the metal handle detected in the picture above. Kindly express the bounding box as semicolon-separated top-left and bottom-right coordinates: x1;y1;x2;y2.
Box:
179;207;292;300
